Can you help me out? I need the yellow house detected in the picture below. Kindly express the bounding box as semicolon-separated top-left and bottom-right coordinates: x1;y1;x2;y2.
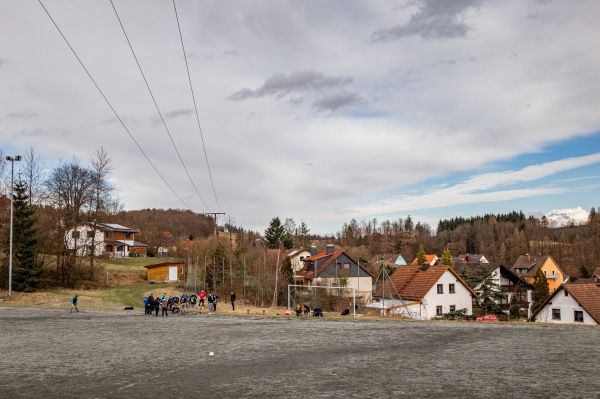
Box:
144;262;184;282
511;254;565;292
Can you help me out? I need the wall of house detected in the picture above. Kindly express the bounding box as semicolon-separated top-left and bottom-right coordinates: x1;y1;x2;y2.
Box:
541;258;564;292
104;230;135;241
289;251;311;273
534;290;596;325
422;270;474;319
65;226;104;256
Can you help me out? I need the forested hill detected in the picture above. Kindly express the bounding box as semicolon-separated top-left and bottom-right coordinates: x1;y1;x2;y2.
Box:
437;211;526;233
115;208;214;249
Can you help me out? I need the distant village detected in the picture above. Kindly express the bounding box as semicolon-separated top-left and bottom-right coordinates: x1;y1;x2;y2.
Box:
64;221;600;325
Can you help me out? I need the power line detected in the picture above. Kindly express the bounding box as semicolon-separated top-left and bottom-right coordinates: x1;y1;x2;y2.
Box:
109;0;210;211
172;0;221;210
38;0;191;210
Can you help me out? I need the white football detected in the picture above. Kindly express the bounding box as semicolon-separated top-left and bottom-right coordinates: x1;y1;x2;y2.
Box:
209;352;214;357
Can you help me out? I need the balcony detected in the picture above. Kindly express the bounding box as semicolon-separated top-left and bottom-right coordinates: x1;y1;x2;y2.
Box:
546;273;561;279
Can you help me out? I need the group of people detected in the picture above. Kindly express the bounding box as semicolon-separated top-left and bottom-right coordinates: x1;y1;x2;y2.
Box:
143;290;237;316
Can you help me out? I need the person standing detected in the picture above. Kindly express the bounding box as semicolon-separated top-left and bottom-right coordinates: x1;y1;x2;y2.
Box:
212;292;219;312
207;292;215;315
143;296;149;315
154;297;160;317
161;297;169;317
199;290;206;310
70;295;79;313
147;294;155;316
230;291;236;311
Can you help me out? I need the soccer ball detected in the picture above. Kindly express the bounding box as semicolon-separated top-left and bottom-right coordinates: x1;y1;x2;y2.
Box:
209;352;214;357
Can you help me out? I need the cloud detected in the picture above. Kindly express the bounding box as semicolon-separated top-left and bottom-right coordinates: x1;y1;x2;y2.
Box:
164;109;194;120
312;91;364;112
228;70;353;101
372;0;481;41
1;109;40;122
351;153;600;216
545;206;589;226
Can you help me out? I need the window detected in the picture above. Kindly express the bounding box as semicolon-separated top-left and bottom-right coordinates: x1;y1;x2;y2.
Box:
449;283;456;294
437;284;443;294
449;305;456;312
436;306;443;316
86;231;94;239
552;308;561;320
125;233;131;239
71;231;80;239
565;291;569;297
343;263;350;269
574;311;583;322
105;231;111;238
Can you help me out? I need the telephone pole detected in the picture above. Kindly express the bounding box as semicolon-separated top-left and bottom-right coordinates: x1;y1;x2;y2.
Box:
204;212;225;236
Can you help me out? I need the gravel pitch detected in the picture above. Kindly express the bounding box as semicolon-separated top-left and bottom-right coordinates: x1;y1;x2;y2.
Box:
0;307;599;398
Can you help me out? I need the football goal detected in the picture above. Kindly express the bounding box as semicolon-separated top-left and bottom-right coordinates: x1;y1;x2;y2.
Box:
287;284;356;317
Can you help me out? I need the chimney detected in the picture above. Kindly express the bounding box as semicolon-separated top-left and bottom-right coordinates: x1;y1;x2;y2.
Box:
310;245;317;256
421;263;430;271
527;253;530;261
326;244;334;255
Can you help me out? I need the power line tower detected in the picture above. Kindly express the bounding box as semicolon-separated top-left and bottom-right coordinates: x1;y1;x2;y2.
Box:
204;212;225;236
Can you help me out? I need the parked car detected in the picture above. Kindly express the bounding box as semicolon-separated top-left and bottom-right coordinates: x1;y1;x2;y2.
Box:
476;314;498;322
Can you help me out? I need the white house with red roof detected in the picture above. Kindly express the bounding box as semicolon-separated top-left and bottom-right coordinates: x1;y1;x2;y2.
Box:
530;282;600;325
370;264;477;320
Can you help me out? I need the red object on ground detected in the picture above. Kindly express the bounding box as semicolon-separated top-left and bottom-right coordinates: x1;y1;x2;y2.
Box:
476;314;498;321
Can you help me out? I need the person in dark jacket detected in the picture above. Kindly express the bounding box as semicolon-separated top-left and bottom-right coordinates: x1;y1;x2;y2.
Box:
154;297;160;317
230;292;236;311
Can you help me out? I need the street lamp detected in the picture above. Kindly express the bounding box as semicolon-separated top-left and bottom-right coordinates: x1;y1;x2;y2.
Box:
6;155;21;300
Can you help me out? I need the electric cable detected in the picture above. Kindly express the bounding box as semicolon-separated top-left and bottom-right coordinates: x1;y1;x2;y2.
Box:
38;0;191;210
109;0;210;211
172;0;221;211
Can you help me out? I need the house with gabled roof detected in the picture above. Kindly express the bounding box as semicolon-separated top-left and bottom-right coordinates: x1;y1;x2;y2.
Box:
411;254;439;266
65;222;148;258
296;244;373;300
530;282;600;325
511;254;566;292
370;264;477;320
457;254;490;264
457;262;533;318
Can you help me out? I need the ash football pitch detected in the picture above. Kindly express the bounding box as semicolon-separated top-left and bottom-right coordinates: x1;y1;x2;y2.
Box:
0;308;599;398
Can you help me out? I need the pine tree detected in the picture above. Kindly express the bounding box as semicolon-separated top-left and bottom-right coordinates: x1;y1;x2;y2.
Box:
531;268;550;312
416;243;427;265
473;264;505;314
440;247;454;269
264;217;285;249
10;180;43;292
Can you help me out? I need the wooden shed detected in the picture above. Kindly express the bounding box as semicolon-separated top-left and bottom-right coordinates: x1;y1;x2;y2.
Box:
144;262;184;282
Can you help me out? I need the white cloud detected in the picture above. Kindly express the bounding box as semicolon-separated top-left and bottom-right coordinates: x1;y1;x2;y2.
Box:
545;206;590;227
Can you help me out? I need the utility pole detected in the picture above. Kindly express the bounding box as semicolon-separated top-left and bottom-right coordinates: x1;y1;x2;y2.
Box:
204;212;225;236
6;155;22;300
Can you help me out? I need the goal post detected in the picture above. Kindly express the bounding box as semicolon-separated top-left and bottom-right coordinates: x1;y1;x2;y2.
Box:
287;284;356;317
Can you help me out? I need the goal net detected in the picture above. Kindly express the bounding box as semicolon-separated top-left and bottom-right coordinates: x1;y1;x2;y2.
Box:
287;284;356;317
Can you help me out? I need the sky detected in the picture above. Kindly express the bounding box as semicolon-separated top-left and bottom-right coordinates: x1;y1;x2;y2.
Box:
1;0;599;235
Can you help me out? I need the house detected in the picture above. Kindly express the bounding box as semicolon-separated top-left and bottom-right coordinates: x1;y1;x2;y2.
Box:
370;254;408;268
457;262;533;318
593;267;600;282
530;282;600;325
65;222;148;258
370;264;477;320
296;244;373;300
156;231;176;257
286;247;312;283
456;254;490;264
411;254;439;266
511;254;566;292
144;262;185;282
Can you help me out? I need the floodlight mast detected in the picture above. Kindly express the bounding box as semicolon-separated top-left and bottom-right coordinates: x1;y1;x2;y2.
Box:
6;155;22;300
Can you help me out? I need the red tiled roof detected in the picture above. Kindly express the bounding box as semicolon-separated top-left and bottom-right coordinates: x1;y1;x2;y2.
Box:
373;265;476;301
531;282;600;324
411;254;438;265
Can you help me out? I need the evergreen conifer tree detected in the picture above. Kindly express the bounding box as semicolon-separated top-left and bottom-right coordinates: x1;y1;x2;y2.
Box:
473;264;505;314
265;217;285;249
440;247;454;268
531;268;550;311
10;180;43;292
416;244;427;265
